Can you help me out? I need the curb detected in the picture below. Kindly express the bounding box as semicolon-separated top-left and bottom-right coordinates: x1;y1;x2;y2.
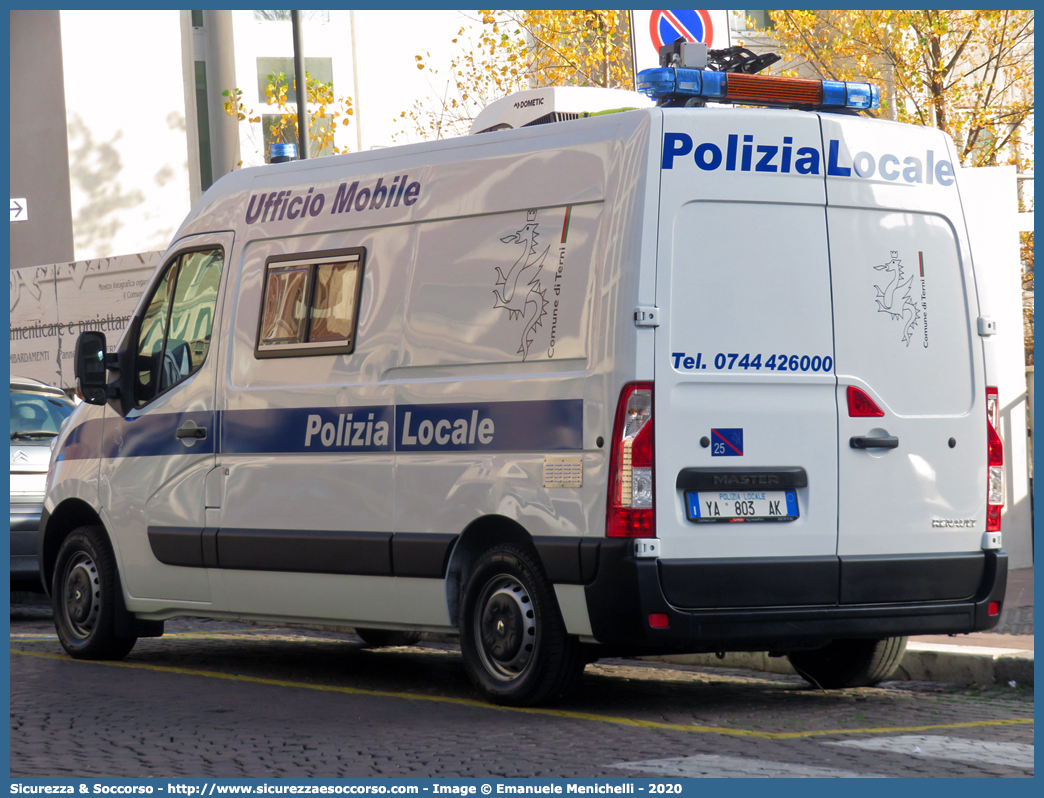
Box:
650;643;1034;687
896;643;1034;687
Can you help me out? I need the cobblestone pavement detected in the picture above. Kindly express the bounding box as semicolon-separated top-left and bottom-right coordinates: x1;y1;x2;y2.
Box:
10;605;1033;779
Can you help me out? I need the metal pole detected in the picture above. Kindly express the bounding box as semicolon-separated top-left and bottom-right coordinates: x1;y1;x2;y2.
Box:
627;11;638;91
350;10;362;152
204;11;241;178
291;10;309;159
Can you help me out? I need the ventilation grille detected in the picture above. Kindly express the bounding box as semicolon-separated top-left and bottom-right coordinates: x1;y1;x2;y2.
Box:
524;112;582;128
543;455;583;488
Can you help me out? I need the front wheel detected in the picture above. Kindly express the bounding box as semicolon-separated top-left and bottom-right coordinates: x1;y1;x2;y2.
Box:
459;544;584;706
52;525;137;660
788;637;907;689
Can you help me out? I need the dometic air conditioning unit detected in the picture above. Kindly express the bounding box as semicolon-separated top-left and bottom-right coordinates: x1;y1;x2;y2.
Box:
469;87;653;135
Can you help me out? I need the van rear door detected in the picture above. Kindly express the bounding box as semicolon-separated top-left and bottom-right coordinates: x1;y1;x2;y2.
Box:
653;109;840;609
821;116;987;604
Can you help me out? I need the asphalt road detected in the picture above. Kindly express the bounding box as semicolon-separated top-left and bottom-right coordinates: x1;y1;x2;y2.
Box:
10;601;1034;779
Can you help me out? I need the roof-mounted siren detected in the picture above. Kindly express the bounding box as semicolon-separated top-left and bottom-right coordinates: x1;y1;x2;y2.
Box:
638;37;880;111
469;86;654;135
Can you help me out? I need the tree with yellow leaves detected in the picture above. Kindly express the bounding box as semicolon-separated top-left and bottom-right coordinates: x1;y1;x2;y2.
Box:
222;72;353;163
762;10;1033;170
762;10;1034;364
395;10;634;142
515;10;633;90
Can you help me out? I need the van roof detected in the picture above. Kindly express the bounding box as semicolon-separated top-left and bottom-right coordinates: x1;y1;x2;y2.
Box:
169;93;942;249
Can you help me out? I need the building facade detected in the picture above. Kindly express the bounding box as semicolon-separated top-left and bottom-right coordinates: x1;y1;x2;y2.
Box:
9;9;467;270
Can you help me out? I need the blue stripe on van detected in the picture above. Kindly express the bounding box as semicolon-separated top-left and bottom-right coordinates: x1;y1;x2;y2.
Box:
222;405;395;454
396;400;583;452
56;400;583;460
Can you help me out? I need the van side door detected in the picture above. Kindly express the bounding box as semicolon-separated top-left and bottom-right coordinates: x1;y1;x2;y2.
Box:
100;233;233;604
214;232;402;622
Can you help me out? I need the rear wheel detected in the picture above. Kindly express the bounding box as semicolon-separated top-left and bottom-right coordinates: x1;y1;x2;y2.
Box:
788;636;907;688
459;544;584;706
51;525;137;660
354;628;422;647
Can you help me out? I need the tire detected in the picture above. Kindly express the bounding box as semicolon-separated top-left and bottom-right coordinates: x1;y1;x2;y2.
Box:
459;544;585;706
51;525;137;660
354;628;423;647
788;636;907;689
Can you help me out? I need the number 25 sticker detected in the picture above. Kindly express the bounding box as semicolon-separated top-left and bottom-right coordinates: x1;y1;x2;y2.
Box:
711;428;743;456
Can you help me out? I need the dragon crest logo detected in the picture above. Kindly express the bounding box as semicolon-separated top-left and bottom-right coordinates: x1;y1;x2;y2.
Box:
494;211;550;360
873;250;921;346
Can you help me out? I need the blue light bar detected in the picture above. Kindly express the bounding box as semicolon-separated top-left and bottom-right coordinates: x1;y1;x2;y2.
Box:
638;67;880;111
637;67;678;96
700;71;727;99
821;81;848;107
637;68;727;101
842;82;879;110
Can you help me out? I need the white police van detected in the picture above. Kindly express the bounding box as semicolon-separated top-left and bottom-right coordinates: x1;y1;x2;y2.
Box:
43;46;1007;706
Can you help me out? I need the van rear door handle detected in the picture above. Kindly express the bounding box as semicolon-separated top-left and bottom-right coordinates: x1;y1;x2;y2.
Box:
176;425;207;440
850;435;898;450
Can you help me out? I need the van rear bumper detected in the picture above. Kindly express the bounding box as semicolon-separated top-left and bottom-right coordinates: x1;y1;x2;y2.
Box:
582;540;1008;655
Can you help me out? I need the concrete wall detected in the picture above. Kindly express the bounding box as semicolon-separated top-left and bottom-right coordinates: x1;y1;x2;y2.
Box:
9;10;75;269
59;10;194;261
10;252;163;388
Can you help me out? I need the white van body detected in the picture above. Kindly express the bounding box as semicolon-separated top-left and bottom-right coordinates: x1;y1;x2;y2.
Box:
42;88;1007;704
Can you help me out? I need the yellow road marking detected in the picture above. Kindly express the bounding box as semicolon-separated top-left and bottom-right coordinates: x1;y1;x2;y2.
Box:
12;630;259;641
12;648;1032;741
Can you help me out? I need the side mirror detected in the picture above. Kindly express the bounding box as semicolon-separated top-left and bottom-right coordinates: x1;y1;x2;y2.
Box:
74;331;109;405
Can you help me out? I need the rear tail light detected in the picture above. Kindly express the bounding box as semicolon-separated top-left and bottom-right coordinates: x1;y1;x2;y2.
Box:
986;386;1004;532
607;382;655;537
847;386;884;417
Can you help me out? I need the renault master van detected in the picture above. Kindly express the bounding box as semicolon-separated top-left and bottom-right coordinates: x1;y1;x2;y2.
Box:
43;62;1007;706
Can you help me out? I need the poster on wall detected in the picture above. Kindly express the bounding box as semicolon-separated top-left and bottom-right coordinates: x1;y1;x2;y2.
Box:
632;10;733;73
9;252;162;389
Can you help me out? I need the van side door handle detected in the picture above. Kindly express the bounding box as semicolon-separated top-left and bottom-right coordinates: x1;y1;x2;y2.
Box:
850;435;898;450
176;424;207;440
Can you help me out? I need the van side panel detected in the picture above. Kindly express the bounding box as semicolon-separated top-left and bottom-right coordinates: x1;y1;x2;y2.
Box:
393;204;598;547
205;115;654;628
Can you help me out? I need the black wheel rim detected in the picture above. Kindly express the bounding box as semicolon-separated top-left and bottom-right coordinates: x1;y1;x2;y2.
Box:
60;551;101;641
473;574;537;682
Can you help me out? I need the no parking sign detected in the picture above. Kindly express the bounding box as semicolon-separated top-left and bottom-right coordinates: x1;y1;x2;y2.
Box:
649;9;715;50
632;10;732;73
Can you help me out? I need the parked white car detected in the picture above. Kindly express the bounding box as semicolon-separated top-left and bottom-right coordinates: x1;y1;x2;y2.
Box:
10;377;76;589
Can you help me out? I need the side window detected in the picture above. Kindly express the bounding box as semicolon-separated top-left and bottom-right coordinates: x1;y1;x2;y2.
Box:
256;249;364;357
134;248;224;408
135;262;178;406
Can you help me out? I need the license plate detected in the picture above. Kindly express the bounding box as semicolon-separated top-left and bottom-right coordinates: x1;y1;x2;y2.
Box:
686;490;798;523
